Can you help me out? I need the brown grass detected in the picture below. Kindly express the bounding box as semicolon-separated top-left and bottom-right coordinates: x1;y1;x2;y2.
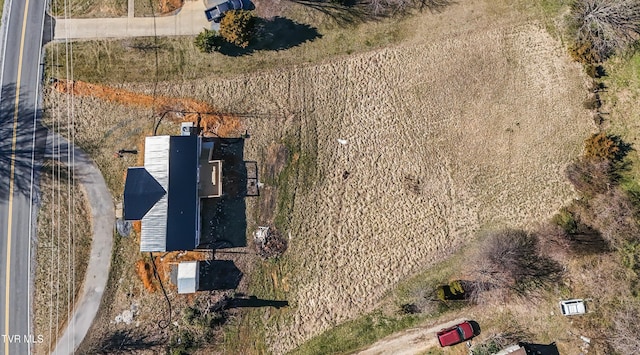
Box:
164;20;593;352
43;0;597;353
50;0;127;18
33;162;93;355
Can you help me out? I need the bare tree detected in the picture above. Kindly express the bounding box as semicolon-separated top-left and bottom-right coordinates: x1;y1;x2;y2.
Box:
470;230;563;297
565;158;613;196
587;189;640;248
571;0;640;62
367;0;452;16
612;305;640;354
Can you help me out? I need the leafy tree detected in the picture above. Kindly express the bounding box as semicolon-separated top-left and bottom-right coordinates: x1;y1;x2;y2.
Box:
570;0;640;63
194;28;223;53
219;10;256;48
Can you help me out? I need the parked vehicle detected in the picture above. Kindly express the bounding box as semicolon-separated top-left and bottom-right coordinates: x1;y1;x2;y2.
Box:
560;299;586;315
204;0;245;23
437;321;476;347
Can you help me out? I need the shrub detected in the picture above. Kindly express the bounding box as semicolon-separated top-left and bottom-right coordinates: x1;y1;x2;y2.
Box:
552;207;579;234
569;40;601;64
219;10;256;48
620;241;640;271
436;280;467;301
194;29;224;53
398;303;420;314
168;329;196;355
584;132;621;161
566;158;613;196
583;94;602;110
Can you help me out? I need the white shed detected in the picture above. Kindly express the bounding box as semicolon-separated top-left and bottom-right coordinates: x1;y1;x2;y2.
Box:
177;261;199;294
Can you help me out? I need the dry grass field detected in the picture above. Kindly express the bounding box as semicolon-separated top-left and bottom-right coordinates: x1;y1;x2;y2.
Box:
50;0;127;18
121;17;593;355
34;162;92;355
42;0;598;353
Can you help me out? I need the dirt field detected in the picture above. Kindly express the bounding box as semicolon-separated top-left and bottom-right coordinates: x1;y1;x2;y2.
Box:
42;0;596;352
151;19;593;355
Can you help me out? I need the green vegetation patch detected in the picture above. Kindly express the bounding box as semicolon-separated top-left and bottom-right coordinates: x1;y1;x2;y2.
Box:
290;311;422;355
45;16;405;84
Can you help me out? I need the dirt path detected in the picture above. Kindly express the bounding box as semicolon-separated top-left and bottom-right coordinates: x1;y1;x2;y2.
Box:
356;318;468;355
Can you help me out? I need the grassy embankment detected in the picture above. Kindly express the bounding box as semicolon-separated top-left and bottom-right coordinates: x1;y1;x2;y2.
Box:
34;161;92;355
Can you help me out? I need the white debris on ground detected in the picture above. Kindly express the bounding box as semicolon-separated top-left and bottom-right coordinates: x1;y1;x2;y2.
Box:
112;303;140;325
254;226;269;244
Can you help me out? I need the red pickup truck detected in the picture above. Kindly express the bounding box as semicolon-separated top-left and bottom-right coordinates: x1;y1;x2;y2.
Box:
437;321;476;347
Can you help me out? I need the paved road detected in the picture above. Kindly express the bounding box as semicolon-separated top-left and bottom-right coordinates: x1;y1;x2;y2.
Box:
53;0;217;40
0;0;48;354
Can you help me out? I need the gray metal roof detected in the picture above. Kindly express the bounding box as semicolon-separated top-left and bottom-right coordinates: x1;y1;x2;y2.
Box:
136;135;200;252
140;136;170;252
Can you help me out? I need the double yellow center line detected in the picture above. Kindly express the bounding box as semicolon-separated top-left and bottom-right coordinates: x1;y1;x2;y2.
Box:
5;0;31;353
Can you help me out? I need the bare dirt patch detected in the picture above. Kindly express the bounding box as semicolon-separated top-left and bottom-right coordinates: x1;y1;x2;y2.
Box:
135;0;185;17
52;79;244;138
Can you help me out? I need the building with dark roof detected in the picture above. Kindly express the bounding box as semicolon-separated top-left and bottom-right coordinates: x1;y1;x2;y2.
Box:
123;135;223;252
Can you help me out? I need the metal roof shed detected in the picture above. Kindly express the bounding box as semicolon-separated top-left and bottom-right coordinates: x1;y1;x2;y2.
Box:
177;261;199;294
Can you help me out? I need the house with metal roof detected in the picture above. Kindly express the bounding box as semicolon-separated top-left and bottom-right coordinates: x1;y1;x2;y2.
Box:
123;135;223;252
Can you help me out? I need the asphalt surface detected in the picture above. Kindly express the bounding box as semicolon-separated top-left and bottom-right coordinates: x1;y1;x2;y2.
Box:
50;135;114;355
0;0;48;354
53;0;217;40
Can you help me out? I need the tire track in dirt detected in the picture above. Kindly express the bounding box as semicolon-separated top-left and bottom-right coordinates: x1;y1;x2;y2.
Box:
153;22;593;353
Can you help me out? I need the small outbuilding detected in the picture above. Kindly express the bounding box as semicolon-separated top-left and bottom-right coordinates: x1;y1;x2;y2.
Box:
177;261;200;294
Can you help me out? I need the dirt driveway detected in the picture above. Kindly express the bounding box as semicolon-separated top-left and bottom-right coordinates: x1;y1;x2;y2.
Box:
356;318;469;355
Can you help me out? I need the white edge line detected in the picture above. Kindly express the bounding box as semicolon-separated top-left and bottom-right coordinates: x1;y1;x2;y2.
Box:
27;1;49;354
0;0;13;346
